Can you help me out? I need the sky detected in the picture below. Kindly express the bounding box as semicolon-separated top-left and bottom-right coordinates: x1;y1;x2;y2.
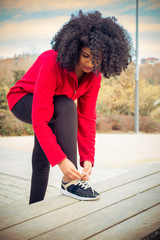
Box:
0;0;160;61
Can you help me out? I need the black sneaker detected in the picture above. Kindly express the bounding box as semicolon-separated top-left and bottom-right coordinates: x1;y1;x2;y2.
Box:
60;179;100;201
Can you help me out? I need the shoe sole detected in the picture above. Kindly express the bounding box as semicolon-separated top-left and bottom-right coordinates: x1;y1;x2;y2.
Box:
60;188;100;201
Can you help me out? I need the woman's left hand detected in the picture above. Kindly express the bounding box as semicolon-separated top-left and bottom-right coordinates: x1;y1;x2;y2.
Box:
81;161;92;181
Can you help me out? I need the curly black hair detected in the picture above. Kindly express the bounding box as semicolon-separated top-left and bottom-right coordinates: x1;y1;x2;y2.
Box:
51;10;133;78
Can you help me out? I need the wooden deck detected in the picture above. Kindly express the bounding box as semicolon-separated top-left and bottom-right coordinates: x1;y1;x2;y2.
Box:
0;162;160;240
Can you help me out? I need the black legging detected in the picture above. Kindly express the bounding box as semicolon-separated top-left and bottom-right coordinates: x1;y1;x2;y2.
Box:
11;94;78;204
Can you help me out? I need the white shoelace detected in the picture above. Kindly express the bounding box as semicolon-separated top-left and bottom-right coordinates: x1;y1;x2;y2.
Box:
77;180;94;193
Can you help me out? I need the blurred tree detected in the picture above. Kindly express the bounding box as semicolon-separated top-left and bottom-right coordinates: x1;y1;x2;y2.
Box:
97;61;160;117
139;78;160;116
12;70;25;84
0;78;9;110
140;63;160;85
97;62;135;115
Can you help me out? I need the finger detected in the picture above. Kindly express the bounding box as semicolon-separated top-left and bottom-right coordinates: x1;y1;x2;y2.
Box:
81;175;90;181
68;174;80;180
82;167;90;174
82;169;87;176
81;175;86;181
73;169;82;178
84;169;91;176
70;170;81;180
72;174;82;180
81;170;89;178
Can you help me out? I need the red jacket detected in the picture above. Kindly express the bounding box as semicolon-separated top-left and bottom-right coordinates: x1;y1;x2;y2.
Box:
7;50;102;167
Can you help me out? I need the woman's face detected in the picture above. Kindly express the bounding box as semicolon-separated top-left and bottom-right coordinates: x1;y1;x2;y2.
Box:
78;47;102;73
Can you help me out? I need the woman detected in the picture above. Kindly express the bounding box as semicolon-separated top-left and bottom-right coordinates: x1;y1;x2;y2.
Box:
7;10;132;204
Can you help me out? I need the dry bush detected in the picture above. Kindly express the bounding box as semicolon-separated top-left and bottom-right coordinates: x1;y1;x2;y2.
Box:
96;114;160;133
139;116;160;133
140;62;160;85
97;62;135;115
150;107;160;120
97;62;160;118
139;79;160;116
0;110;33;136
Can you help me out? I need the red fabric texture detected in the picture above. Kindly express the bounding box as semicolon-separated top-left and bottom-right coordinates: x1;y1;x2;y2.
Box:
7;50;102;167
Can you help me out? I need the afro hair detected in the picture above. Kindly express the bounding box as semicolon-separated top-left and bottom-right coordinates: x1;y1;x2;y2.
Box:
51;10;133;78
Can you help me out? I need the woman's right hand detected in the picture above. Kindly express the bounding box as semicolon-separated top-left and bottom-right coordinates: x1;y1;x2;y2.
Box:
58;158;81;182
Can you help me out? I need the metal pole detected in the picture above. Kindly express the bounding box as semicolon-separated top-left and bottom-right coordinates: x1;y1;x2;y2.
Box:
135;0;139;132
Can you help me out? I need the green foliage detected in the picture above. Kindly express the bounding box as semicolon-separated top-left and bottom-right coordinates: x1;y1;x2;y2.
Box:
0;86;8;110
0;109;34;136
139;79;160;116
0;69;33;136
150;107;160;120
12;70;25;84
0;78;9;110
0;70;26;111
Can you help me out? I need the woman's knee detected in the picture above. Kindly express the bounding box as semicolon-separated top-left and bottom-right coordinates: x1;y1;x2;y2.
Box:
54;96;77;117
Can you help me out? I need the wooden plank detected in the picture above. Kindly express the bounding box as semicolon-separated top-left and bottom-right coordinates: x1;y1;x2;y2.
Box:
93;162;160;193
0;195;77;230
0;163;159;230
0;174;159;240
32;187;160;240
87;205;160;240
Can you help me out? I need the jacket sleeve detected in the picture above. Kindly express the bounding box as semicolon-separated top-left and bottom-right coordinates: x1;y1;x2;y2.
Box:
77;74;102;167
32;54;67;167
